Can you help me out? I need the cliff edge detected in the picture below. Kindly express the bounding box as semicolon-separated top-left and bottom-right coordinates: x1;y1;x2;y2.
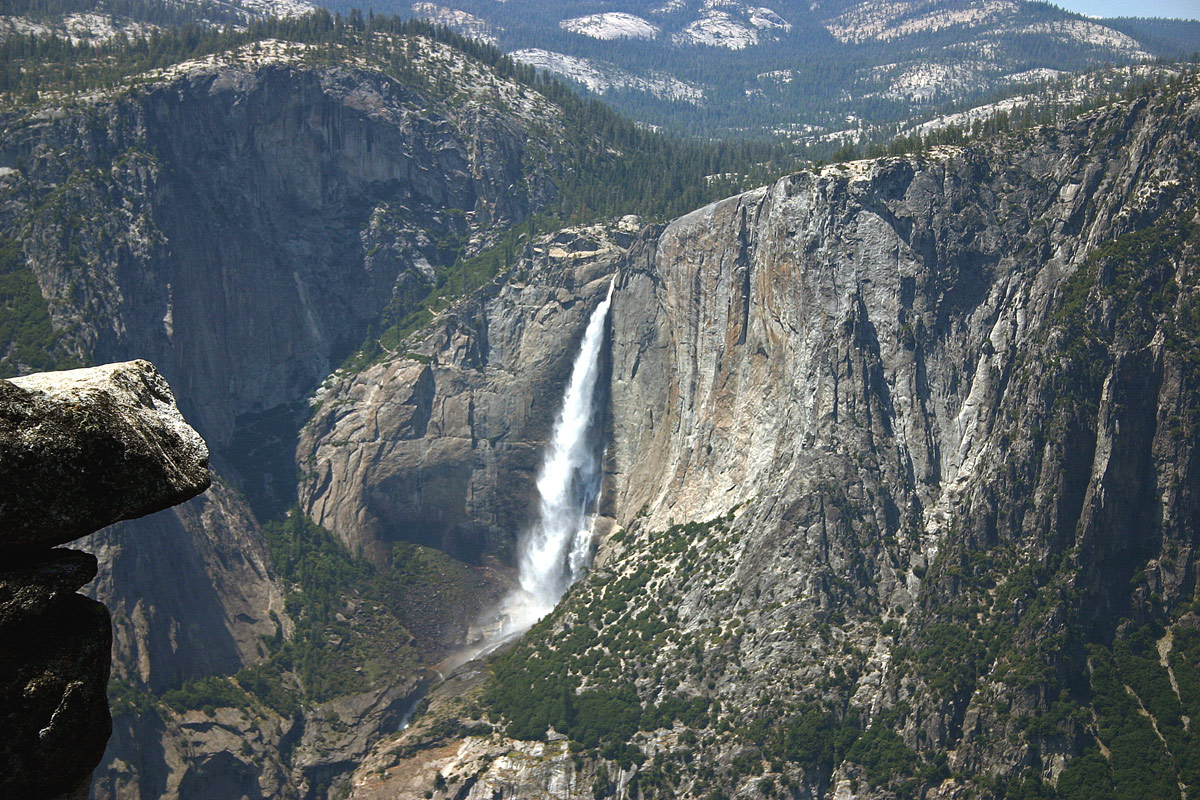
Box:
0;360;209;799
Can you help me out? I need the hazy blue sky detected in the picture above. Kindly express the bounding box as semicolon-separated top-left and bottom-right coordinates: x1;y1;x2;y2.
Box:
1050;1;1200;19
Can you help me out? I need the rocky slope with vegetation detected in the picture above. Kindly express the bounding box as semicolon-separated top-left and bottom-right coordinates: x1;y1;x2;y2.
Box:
334;71;1200;799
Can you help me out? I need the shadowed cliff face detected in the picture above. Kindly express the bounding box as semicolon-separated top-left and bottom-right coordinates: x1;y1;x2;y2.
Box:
85;480;286;690
0;42;577;800
348;81;1200;798
2;53;549;451
0;38;572;686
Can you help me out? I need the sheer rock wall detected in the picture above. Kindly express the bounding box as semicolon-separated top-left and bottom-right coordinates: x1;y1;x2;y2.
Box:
346;81;1200;799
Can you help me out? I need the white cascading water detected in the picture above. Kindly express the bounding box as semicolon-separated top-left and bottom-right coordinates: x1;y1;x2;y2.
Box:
428;279;614;685
516;279;614;617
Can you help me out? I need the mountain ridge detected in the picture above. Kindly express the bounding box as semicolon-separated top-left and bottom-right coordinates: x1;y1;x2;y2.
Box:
400;0;1200;139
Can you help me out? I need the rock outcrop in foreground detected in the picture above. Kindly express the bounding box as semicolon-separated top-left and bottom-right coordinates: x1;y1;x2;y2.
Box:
0;360;209;800
1;361;211;549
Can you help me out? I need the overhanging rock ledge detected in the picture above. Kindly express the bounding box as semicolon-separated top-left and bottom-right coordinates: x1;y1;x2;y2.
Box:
0;360;210;800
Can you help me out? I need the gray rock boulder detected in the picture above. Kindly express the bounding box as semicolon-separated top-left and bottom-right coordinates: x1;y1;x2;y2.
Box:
0;360;211;550
0;547;97;632
0;360;210;800
0;549;111;800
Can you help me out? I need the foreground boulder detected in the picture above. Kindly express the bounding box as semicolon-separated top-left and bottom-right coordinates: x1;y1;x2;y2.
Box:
0;360;210;550
0;360;209;800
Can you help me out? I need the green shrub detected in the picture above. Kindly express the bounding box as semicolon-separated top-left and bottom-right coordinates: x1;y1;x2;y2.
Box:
0;236;78;377
846;723;921;789
1087;645;1177;800
161;675;248;713
1056;752;1116;800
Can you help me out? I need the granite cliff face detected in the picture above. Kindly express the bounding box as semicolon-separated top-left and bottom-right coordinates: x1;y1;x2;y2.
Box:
1;38;560;451
326;78;1200;798
298;219;634;564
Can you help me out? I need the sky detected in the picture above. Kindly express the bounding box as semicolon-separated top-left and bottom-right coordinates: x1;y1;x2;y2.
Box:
1049;0;1200;19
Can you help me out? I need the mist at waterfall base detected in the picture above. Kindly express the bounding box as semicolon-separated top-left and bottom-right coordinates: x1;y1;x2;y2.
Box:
462;280;614;661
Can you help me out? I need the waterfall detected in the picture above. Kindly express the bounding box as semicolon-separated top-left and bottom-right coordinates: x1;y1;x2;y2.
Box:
517;279;614;615
431;279;614;681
